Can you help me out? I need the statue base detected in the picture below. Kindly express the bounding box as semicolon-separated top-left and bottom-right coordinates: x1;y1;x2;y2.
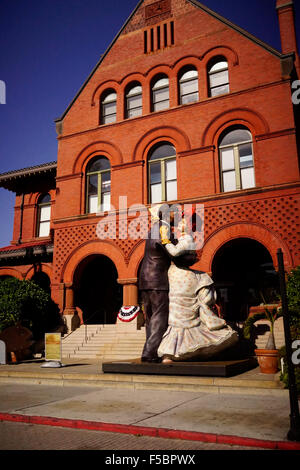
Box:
102;357;258;378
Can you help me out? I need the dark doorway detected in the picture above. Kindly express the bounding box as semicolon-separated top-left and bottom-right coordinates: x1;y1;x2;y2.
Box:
74;255;122;324
212;238;279;322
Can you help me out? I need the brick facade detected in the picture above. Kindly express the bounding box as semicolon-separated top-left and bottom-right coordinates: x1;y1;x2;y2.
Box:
0;0;299;329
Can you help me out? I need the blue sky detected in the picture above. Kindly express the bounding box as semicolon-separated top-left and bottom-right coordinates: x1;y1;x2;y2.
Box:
0;0;299;247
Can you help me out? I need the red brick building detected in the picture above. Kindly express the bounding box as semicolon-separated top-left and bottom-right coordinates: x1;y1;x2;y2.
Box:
0;0;299;333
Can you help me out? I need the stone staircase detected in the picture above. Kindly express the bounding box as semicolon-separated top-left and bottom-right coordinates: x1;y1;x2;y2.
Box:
62;323;146;361
254;317;285;350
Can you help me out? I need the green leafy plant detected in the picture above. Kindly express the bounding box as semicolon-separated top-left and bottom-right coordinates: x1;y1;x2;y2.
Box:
0;277;61;338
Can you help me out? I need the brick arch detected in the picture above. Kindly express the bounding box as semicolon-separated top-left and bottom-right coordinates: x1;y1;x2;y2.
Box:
25;263;52;281
200;223;293;273
0;267;23;280
202;108;270;147
200;45;239;67
173;56;202;75
62;240;128;285
133;125;191;162
73;140;123;174
146;64;173;82
127;239;146;278
120;73;146;89
91;80;120;106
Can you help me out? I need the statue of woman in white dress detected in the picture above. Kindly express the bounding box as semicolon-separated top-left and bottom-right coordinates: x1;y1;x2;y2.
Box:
157;217;239;363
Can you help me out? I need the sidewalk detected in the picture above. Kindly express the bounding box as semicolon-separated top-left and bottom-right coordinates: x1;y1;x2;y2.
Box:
0;358;299;450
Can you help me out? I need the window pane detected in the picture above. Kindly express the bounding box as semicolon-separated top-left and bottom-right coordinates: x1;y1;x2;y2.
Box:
103;92;117;103
39;221;50;237
40;205;51;222
88;174;98;195
127;95;142;110
153;99;169;111
151;183;162;203
88;157;110;173
180;70;198;81
153;77;169;89
223;171;236;192
103;114;116;124
220;128;252;146
166;159;177;181
181;93;198;104
153;87;169;104
89;195;98;213
150;162;161;184
166;180;177;201
209;61;228;73
102;192;111;212
149;144;176;160
127;85;142;96
210;84;230;97
221;148;235;171
103;102;116;116
210;70;229;88
39;194;51;204
180;79;198;96
127;107;142;118
239;143;253;168
241;167;255;189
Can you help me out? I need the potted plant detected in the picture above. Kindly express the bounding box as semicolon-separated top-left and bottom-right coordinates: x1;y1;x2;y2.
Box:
243;304;282;374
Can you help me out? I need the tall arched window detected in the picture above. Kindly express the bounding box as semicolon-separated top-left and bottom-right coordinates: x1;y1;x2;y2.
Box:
179;67;199;104
152;75;169;112
208;58;229;97
125;83;142;119
148;143;177;203
37;194;51;237
100;90;117;124
219;126;255;192
86;156;111;213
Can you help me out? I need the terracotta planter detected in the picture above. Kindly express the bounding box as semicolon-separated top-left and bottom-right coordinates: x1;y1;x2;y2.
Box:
255;349;279;374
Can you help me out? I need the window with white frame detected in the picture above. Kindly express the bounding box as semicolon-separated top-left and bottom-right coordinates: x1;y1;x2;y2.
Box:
219;127;255;193
101;91;117;124
37;194;51;237
126;83;142;119
208;58;229;97
86;156;111;213
152;76;170;112
179;67;199;104
148;143;177;203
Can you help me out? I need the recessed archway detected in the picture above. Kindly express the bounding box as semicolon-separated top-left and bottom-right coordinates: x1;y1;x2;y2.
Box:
212;238;279;322
73;254;122;324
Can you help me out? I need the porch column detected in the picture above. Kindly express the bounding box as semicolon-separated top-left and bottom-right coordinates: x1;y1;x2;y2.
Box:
63;283;76;332
117;278;140;329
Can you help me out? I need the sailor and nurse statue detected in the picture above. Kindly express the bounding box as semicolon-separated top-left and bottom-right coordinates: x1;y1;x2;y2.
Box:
118;204;238;364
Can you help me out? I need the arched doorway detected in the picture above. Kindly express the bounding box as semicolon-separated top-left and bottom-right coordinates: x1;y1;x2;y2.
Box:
212;238;279;322
73;255;122;324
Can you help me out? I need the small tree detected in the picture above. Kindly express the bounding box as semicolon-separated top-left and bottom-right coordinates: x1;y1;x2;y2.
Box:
0;278;61;338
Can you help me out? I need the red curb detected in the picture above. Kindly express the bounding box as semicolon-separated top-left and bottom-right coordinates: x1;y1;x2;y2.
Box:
1;412;300;450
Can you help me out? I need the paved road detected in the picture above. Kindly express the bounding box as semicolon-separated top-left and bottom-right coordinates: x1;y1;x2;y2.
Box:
0;421;260;451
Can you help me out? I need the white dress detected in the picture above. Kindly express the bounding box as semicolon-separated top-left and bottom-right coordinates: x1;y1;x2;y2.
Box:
157;234;239;361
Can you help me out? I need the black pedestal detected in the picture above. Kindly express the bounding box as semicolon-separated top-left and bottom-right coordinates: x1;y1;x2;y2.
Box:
102;357;258;378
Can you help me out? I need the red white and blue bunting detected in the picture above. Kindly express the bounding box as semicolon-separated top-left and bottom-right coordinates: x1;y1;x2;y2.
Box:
117;305;140;322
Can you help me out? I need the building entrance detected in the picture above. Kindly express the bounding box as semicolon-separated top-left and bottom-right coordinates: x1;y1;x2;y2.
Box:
73;255;122;324
212;238;279;322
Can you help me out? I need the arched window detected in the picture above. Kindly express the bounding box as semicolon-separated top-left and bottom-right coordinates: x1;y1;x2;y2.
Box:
152;75;169;112
208;58;229;97
100;90;117;124
125;83;142;119
219;126;255;192
179;67;199;104
86;156;111;213
148;143;177;203
37;194;51;237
